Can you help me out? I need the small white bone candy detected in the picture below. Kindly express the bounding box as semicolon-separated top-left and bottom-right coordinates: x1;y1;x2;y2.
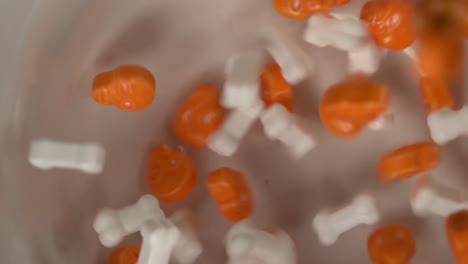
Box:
368;111;395;131
28;139;105;174
411;175;468;217
93;195;164;248
348;40;386;75
276;116;318;160
304;13;368;51
260;103;318;159
312;193;380;246
222;49;265;109
208;100;264;157
427;105;468;145
225;220;296;264
169;209;203;264
260;103;293;140
261;25;313;85
137;218;181;264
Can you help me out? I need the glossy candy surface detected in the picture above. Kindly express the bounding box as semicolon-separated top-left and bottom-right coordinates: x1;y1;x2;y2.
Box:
175;84;225;148
93;65;156;111
147;144;197;202
368;225;416;264
260;63;294;112
109;246;140;264
206;167;253;222
378;142;441;183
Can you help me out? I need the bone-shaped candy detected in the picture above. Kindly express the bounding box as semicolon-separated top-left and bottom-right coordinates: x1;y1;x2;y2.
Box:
304;13;368;52
137;218;181;264
261;25;313;85
411;175;468;217
225;220;296;264
169;209;203;264
427;106;468;145
222;49;265;109
260;103;318;159
313;193;380;246
28;139;105;174
93;195;164;248
348;40;386;75
208;99;264;156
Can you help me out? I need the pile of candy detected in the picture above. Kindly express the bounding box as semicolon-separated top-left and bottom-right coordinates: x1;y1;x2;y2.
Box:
26;0;468;263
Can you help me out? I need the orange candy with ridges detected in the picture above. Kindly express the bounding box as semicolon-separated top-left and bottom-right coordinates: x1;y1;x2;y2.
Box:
320;76;390;138
108;246;140;264
418;77;455;113
360;0;416;50
93;65;155;111
378;142;441;183
446;210;468;264
272;0;336;20
260;63;294;112
368;225;416;264
206;167;253;222
175;84;225;148
416;30;464;82
147;144;197;202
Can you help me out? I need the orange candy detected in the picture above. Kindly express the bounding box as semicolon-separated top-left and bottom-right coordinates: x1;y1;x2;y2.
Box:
319;76;390;138
108;245;140;264
418;77;455;113
335;0;351;5
93;65;156;111
206;167;254;222
174;84;225;148
368;225;416;264
260;63;294;112
147;144;197;202
416;29;464;82
272;0;336;20
360;0;416;50
378;142;441;183
446;210;468;264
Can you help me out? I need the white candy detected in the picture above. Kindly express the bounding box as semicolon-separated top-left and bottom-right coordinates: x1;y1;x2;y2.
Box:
137;218;181;264
348;40;386;75
225;220;296;264
170;209;203;264
28;139;105;174
93;195;164;248
411;175;468;217
222;49;265;109
208;100;264;156
304;13;368;52
313;193;379;246
260;104;318;159
427;106;468;145
262;26;313;85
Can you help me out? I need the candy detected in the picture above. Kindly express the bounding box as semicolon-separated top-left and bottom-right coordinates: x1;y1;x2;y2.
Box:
92;65;156;111
174;84;225;148
28;139;105;174
109;246;140;264
225;220;296;264
378;142;441;183
367;225;416;264
137;218;180;264
147;145;197;202
446;210;468;264
427;105;468;145
320;76;390;138
313;193;380;246
206;167;254;222
93;195;165;248
360;0;416;50
260;63;294;112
